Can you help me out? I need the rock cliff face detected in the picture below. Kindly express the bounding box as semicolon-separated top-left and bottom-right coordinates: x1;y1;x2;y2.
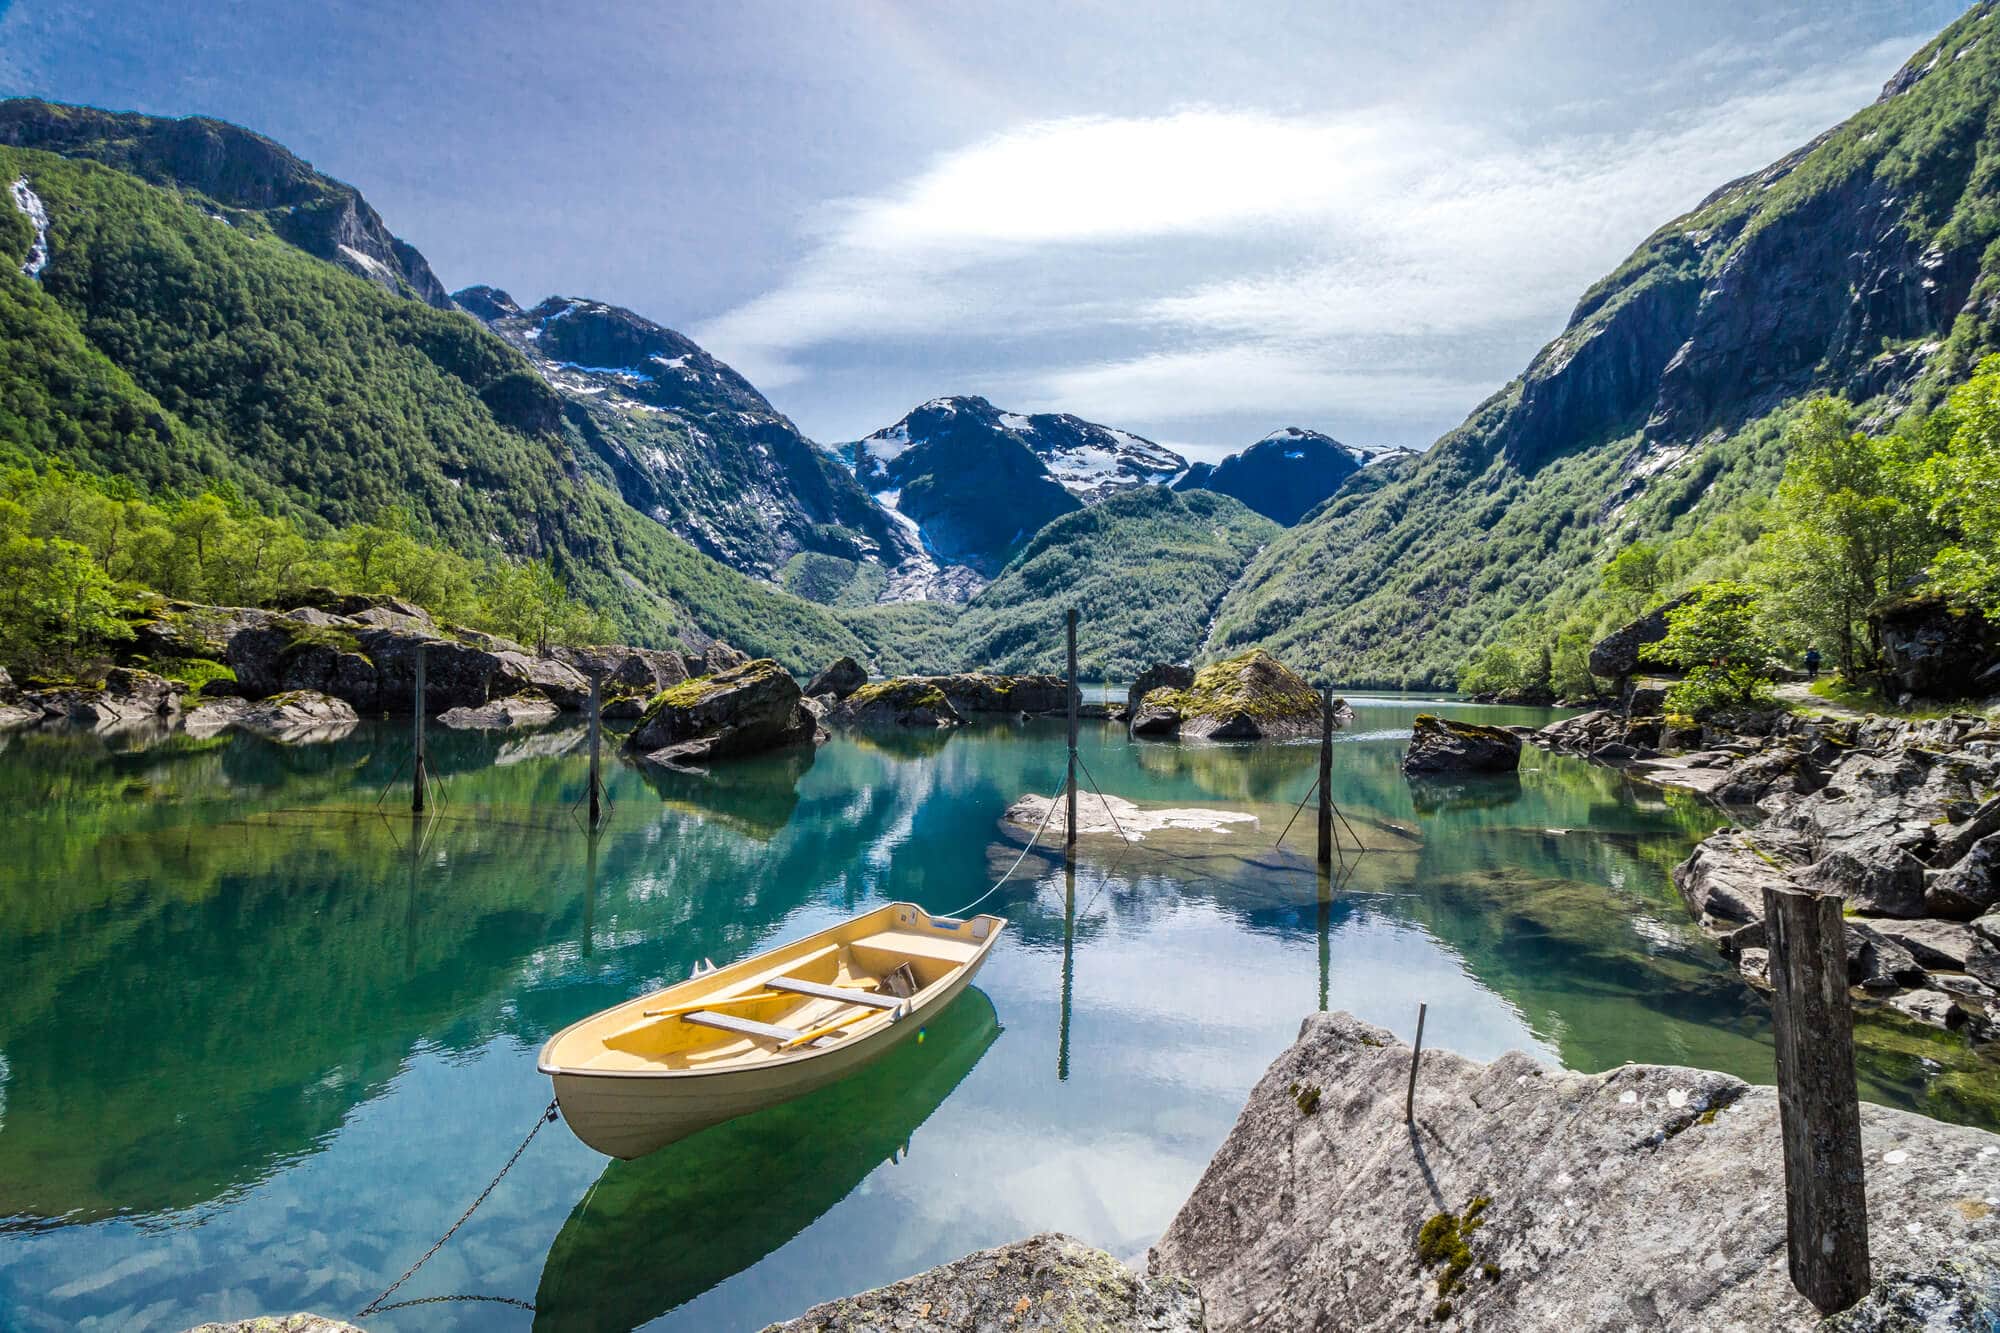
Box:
0;98;452;307
1150;1011;2000;1332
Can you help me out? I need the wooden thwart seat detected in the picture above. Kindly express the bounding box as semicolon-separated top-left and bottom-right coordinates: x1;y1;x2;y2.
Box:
768;976;903;1009
681;1011;806;1043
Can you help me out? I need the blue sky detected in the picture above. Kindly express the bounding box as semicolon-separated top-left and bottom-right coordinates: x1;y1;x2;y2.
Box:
0;0;1965;460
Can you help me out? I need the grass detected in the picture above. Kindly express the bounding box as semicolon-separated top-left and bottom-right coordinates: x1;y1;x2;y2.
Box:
1801;675;1993;721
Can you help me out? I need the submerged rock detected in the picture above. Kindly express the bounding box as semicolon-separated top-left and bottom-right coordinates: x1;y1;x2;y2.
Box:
625;659;815;765
804;655;867;700
1004;791;1258;839
438;694;561;729
1402;713;1521;774
181;1316;364;1333
761;1233;1203;1333
1132;649;1327;740
1149;1011;2000;1332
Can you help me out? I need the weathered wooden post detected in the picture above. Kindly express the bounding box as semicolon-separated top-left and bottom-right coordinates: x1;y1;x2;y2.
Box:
1317;685;1335;867
587;670;604;829
412;645;427;816
1065;607;1079;865
1405;1001;1427;1123
1764;884;1871;1314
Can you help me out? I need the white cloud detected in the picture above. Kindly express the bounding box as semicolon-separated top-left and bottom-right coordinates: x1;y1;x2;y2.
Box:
699;34;1920;438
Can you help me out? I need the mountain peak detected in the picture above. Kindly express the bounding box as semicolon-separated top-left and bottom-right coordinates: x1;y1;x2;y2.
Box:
0;97;453;308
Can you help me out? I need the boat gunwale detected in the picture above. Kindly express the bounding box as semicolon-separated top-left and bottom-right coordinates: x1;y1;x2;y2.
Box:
536;902;1006;1081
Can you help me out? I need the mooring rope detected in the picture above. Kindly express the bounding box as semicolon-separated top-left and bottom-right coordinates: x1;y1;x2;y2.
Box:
356;1098;559;1319
938;771;1068;919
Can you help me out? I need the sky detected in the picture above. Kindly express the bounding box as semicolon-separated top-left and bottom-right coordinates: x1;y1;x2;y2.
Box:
0;0;1967;461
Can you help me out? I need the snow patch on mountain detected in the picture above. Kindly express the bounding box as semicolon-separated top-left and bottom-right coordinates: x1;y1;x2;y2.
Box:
9;177;50;280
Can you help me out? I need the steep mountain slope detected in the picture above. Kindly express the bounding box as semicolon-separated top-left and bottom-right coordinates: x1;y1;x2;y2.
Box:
0;143;869;671
836;487;1278;677
1172;427;1366;525
831;396;1089;586
456;286;916;581
1212;3;2000;687
0;98;450;307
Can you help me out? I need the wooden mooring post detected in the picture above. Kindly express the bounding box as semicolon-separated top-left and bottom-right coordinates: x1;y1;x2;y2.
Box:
1065;608;1079;865
587;670;604;829
1317;686;1335;867
1405;1001;1427;1123
411;646;427;816
1764;883;1871;1314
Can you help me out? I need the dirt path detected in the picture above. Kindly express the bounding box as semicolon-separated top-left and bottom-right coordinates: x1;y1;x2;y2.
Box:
1772;679;1873;720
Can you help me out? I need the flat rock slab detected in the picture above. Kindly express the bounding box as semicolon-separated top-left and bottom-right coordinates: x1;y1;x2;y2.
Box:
181;1316;363;1333
1007;792;1259;839
762;1233;1203;1332
1150;1011;2000;1332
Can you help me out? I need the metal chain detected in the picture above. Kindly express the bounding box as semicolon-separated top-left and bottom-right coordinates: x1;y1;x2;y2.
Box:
356;1099;559;1318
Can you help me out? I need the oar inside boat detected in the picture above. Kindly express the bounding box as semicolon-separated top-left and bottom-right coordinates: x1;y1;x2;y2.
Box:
539;903;1004;1159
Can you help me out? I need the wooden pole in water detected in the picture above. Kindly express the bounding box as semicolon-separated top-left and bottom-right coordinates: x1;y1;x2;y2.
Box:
1764;883;1871;1314
1065;607;1079;864
1405;1001;1427;1123
411;646;427;816
1317;686;1335;867
587;670;603;829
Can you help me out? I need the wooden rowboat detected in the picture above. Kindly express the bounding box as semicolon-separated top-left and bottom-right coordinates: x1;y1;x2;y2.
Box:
538;902;1005;1159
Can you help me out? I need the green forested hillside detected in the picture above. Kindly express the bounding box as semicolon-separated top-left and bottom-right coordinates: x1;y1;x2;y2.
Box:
844;488;1277;678
1211;4;2000;688
0;146;870;672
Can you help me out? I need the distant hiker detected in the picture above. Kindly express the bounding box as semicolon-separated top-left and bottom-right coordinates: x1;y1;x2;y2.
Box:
1804;647;1821;680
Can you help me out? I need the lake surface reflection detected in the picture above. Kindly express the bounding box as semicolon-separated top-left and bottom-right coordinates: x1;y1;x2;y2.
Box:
1;697;1991;1330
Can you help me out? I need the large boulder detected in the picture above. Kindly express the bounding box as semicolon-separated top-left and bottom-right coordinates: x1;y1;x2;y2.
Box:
763;1234;1202;1333
935;672;1071;715
181;1317;365;1333
1402;713;1521;774
225;612;590;715
1929;831;2000;920
1872;591;1999;700
1149;1011;2000;1332
1587;592;1694;680
831;678;966;728
186;690;359;742
1136;650;1325;740
804;655;867;700
682;640;751;678
28;668;184;727
625;659;815;764
554;644;690;697
1127;661;1194;717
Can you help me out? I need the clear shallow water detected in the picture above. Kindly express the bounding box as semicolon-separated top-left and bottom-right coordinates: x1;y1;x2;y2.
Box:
1;697;1993;1331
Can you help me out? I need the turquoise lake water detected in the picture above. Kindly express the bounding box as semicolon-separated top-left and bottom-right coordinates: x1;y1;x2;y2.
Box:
1;697;1993;1331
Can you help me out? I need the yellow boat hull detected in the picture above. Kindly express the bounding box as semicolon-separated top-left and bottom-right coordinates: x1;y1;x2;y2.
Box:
539;903;1004;1159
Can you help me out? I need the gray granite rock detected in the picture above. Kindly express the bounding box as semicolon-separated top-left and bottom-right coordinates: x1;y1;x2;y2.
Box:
1149;1012;2000;1332
762;1233;1203;1333
180;1315;363;1333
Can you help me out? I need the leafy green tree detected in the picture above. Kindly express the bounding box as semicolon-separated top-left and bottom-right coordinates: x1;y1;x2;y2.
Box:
1754;398;1935;676
1916;353;2000;617
1603;541;1663;600
478;557;605;651
0;529;131;679
1642;580;1777;715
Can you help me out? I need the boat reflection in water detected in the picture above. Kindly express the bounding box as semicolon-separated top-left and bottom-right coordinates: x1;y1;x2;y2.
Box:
532;986;1001;1332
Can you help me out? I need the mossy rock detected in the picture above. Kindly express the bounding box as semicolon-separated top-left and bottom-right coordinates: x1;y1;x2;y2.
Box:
1146;649;1324;740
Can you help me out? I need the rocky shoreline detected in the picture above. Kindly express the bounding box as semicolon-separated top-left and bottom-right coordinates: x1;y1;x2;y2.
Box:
1531;703;2000;1042
179;1011;2000;1332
